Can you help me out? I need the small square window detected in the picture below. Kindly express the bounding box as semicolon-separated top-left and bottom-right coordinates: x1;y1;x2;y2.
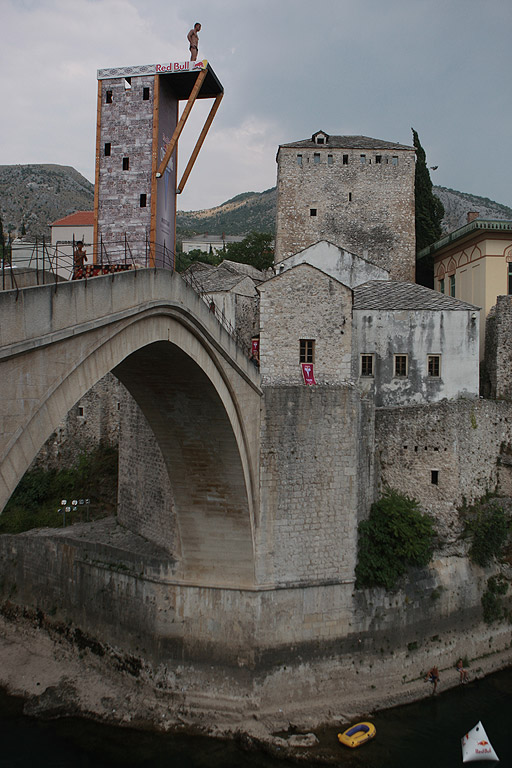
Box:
316;137;324;144
431;470;439;485
124;77;132;90
310;208;317;217
143;87;150;100
140;193;147;207
361;354;374;377
297;154;302;166
122;157;130;170
428;355;441;377
375;155;382;164
106;90;113;104
392;156;398;166
348;192;352;202
394;355;408;377
327;154;333;166
300;339;314;364
360;154;366;164
78;405;85;417
314;153;320;164
343;154;348;165
104;142;111;157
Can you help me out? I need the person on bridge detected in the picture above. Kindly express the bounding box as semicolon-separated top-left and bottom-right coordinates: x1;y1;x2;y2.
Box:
187;22;201;61
73;241;87;279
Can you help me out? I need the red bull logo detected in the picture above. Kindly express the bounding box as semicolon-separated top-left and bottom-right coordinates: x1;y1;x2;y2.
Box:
477;740;489;746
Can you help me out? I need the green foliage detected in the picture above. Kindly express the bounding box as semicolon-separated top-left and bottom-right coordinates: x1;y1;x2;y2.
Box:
468;507;509;567
223;231;274;270
0;444;118;534
355;488;435;590
413;129;445;288
481;575;510;624
176;248;220;273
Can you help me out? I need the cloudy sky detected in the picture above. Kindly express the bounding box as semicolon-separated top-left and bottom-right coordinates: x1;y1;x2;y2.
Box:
1;0;511;212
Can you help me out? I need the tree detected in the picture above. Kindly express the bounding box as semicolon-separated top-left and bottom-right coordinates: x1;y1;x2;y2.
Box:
0;217;5;262
224;231;274;271
412;128;444;287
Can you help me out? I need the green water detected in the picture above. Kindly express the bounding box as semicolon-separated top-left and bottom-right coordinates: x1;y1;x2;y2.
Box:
0;667;510;767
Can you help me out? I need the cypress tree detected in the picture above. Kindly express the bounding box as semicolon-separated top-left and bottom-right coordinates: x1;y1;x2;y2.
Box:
413;128;444;287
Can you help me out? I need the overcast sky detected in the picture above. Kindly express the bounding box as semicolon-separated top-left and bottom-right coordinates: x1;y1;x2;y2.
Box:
1;0;511;212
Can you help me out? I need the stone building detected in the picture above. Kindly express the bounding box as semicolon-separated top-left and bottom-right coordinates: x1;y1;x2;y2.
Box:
274;130;416;281
259;241;480;405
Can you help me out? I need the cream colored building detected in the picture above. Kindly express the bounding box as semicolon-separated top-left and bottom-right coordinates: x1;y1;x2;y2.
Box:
50;211;94;278
418;218;512;358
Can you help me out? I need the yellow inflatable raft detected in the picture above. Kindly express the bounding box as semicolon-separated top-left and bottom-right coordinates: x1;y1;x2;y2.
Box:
338;721;376;748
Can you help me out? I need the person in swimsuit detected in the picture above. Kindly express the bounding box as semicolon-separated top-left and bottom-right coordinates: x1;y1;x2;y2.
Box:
425;665;440;694
457;658;469;684
73;241;87;279
187;22;201;61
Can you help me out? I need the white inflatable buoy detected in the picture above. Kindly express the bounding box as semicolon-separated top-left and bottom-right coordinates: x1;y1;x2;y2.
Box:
461;721;499;762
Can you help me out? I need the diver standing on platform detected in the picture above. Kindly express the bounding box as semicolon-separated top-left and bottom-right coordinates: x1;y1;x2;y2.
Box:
187;22;201;61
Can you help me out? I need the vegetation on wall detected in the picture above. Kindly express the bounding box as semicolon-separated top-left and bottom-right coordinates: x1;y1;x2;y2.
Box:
223;231;274;270
355;488;435;590
466;506;509;567
0;444;118;535
481;574;510;624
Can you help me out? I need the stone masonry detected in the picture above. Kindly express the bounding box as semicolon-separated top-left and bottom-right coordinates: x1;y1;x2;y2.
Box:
274;132;416;281
485;295;512;399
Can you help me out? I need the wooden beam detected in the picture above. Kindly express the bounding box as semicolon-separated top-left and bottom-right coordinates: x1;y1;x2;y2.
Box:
149;74;161;267
93;79;102;265
155;67;208;178
177;92;223;195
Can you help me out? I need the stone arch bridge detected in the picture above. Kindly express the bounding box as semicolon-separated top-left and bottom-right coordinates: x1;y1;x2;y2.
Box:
0;269;262;587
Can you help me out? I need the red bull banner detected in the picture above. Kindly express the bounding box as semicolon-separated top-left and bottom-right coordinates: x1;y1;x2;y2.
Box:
97;61;208;80
251;338;260;360
301;363;317;385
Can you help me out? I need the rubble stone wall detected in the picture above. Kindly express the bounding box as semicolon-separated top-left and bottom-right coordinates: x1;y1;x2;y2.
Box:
485;295;512;399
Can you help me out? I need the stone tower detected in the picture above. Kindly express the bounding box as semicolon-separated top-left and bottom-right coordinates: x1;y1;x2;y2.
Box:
274;130;416;281
94;60;223;267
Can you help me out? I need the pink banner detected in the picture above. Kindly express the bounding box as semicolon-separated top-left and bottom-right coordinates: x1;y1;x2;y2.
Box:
301;363;317;385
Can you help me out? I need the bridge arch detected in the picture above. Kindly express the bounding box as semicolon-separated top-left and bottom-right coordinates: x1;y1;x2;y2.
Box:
0;271;261;587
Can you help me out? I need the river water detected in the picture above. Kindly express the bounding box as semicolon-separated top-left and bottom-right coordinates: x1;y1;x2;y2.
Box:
0;666;510;767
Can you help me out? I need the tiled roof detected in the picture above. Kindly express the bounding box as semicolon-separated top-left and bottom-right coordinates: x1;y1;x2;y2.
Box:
279;135;414;151
187;263;255;293
353;281;479;311
51;211;94;227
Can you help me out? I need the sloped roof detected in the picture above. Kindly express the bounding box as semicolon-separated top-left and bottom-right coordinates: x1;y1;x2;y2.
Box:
279;135;414;151
188;262;256;293
51;211;94;227
353;281;479;311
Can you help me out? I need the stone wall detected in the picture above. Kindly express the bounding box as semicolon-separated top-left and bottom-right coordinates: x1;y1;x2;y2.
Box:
257;385;374;585
484;295;512;399
376;399;512;539
274;144;416;281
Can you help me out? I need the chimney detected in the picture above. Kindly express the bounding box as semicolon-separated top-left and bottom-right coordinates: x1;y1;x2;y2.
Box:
467;211;479;224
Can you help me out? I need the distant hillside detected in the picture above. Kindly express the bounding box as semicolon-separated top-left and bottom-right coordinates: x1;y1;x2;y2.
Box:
177;185;512;238
0;164;94;240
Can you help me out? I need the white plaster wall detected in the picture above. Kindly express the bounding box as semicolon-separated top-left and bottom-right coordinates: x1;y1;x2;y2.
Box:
353;308;480;405
276;240;389;287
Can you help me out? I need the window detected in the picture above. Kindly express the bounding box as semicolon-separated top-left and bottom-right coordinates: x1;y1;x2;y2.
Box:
450;274;455;297
122;157;130;170
392;156;398;166
104;142;111;156
375;155;382;164
140;193;147;207
297;153;302;166
124;77;132;90
394;355;408;377
314;153;320;164
428;355;441;378
360;154;366;164
78;405;85;417
431;470;439;486
310;208;317;217
316;137;324;144
508;263;512;295
361;354;374;377
106;90;113;104
143;87;150;100
343;154;348;165
348;192;352;202
327;154;333;166
439;278;445;294
300;339;314;364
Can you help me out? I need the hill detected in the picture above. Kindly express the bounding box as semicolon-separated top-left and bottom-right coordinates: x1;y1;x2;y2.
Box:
0;164;94;240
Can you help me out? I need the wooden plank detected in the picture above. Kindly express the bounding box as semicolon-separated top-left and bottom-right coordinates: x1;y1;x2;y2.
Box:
149;74;160;268
92;79;102;265
177;92;223;195
155;68;208;178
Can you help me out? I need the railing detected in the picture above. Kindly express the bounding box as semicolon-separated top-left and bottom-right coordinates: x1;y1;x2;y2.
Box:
1;235;252;356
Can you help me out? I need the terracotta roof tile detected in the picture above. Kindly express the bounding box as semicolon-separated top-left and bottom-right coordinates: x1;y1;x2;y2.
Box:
50;211;94;227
